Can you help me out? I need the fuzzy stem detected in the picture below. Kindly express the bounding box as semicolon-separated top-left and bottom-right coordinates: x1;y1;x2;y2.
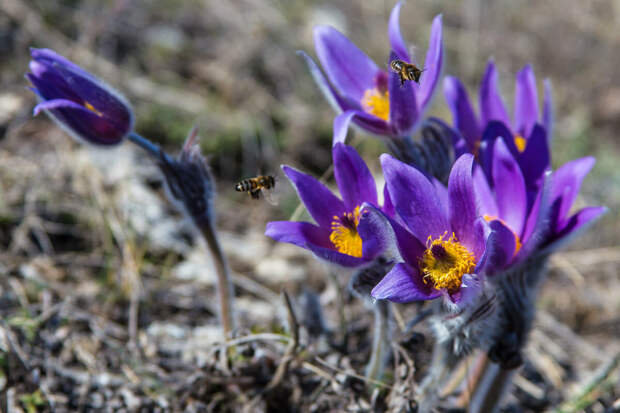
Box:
128;132;164;159
128;131;235;339
366;300;390;384
199;218;235;339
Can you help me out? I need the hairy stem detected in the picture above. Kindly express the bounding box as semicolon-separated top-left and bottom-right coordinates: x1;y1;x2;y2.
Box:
366;300;390;384
199;218;235;339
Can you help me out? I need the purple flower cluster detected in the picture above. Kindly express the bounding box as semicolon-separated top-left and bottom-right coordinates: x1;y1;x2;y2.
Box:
24;2;604;313
268;1;604;309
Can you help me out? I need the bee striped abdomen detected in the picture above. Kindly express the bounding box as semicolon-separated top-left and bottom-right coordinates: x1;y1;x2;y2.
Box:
235;175;276;201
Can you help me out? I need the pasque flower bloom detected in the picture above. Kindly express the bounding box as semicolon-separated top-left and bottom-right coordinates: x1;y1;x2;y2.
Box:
26;48;133;146
444;61;552;191
299;2;443;145
472;138;606;273
266;143;391;267
370;154;512;305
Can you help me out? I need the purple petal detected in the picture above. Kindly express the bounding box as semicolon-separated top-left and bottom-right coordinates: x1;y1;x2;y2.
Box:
297;50;357;113
266;221;367;267
546;206;607;252
382;184;395;218
543;79;553;142
31;48;97;82
390;214;426;267
381;154;449;241
492;138;527;235
551;157;596;224
479;60;510;127
433;178;450;220
443;76;480;151
358;204;396;260
306;242;368;267
448;154;479;251
388;52;419;135
517;171;553;260
265;221;331;249
282;165;345;229
332;109;391;143
519;124;550;189
31;96;129;146
265;218;366;269
481;219;517;275
418;14;443;109
371;263;440;303
388;2;411;62
33;98;89;115
473;164;498;218
314;26;380;102
514;64;539;138
449;273;483;307
333;143;377;210
471;218;488;262
478;121;516;182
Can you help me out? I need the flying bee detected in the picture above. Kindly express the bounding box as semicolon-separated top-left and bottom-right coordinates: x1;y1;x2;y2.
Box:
235;175;278;204
390;59;424;86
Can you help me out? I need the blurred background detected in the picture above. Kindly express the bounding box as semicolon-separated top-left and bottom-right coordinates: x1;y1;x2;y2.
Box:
0;0;619;411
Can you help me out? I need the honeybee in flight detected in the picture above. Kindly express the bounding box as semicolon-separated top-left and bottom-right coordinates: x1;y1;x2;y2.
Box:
235;175;278;204
390;59;424;86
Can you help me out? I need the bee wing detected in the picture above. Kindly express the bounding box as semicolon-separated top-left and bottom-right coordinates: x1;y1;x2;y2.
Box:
262;188;279;206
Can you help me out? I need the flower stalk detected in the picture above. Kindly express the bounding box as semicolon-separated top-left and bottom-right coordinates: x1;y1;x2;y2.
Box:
366;299;391;383
129;130;236;339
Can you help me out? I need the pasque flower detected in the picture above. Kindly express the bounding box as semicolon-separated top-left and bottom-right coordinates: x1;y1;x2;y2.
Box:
444;61;552;191
266;143;391;267
299;2;443;145
370;154;512;305
26;48;133;146
473;139;606;271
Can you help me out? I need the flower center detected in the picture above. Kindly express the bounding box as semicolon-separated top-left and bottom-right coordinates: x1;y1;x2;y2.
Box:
514;134;526;152
361;88;389;121
483;215;522;255
329;206;363;257
420;232;476;292
84;101;103;117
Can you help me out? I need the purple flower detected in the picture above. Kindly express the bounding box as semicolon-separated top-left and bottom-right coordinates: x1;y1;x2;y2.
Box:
300;2;443;145
370;154;502;305
26;48;133;146
265;143;390;267
444;61;552;190
472;138;606;272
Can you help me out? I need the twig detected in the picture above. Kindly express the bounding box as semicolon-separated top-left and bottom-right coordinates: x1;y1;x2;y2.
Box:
265;290;300;391
215;333;290;350
314;356;393;389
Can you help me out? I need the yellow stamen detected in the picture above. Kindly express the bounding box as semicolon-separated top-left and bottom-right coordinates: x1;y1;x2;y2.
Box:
420;232;476;292
84;101;103;116
361;88;390;121
483;215;522;255
329;206;363;257
514;134;526;152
